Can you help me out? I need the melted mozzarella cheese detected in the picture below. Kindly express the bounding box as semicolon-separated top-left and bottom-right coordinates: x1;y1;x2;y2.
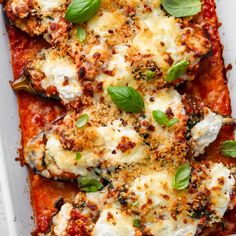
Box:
143;88;185;153
131;171;198;236
132;8;188;72
204;163;235;217
45;134;99;176
96;44;133;100
44;118;146;176
10;0;29;18
52;203;73;235
96;119;147;165
191;110;223;156
131;170;174;208
145;88;184;118
145;215;198;236
36;0;67;12
130;162;234;235
40;51;82;103
92;208;135;236
88;10;126;38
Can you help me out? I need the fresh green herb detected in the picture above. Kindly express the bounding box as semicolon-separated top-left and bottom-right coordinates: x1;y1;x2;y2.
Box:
133;219;140;228
76;27;86;42
78;177;103;192
76;152;81;160
161;0;202;17
165;60;189;82
146;70;155;80
65;0;101;23
107;86;145;113
76;114;89;128
221;140;236;157
172;164;191;190
152;110;179;127
131;201;139;206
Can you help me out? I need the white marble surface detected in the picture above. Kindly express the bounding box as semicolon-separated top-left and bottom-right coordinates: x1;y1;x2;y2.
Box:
0;184;9;236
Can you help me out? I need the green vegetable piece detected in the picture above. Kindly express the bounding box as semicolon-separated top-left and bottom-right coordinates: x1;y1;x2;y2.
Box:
161;0;202;17
172;164;191;190
78;177;103;192
76;27;86;42
165;60;190;82
152;110;179;127
221;140;236;158
146;70;155;80
133;219;140;228
76;114;89;128
65;0;101;23
167;118;179;127
107;86;145;113
76;152;81;160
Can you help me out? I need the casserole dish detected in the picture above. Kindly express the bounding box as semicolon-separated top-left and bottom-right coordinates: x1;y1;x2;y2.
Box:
0;0;236;235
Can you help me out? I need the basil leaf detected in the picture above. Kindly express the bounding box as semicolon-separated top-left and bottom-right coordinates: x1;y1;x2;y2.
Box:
76;114;89;128
146;70;155;80
107;86;145;113
165;60;189;82
133;219;140;228
76;152;81;160
152;110;179;127
65;0;101;23
221;140;236;157
152;110;169;125
78;177;103;192
76;27;86;42
172;164;191;190
167;118;179;127
161;0;202;17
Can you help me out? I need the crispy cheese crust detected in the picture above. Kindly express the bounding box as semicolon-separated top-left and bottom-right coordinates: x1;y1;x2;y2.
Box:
42;162;235;236
8;0;211;109
3;0;236;235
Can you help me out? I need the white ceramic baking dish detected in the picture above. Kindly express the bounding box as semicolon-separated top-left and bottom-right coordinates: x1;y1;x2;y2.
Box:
0;1;236;235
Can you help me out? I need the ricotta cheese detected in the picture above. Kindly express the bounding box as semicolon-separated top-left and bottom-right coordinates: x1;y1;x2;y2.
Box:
40;50;82;103
52;203;73;236
191;110;223;156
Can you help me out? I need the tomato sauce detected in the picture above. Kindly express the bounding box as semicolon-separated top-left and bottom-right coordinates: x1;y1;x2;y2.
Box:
187;0;231;116
8;27;78;233
6;0;236;234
